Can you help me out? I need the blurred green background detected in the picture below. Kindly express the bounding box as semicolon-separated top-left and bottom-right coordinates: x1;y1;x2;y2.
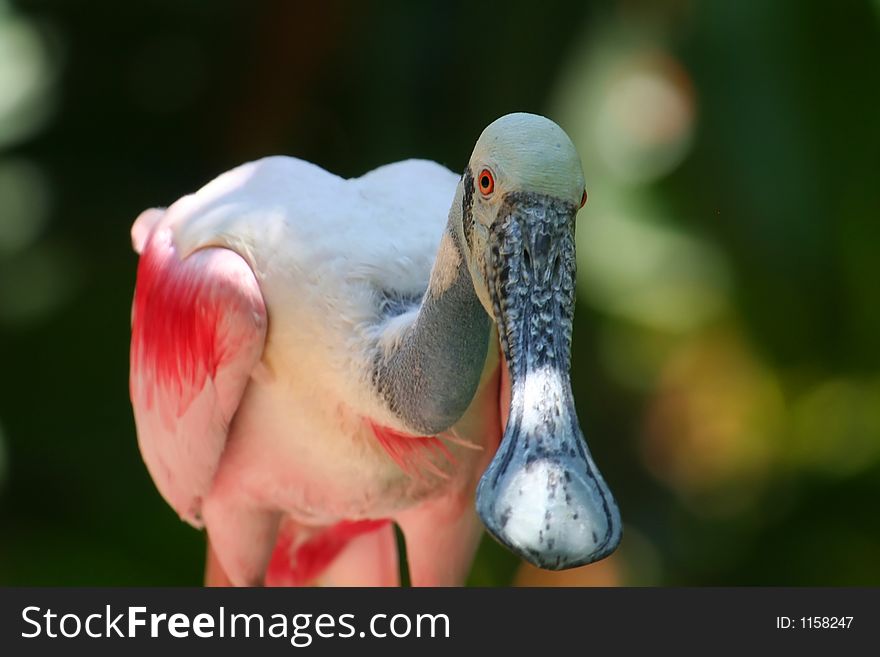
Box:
1;0;878;586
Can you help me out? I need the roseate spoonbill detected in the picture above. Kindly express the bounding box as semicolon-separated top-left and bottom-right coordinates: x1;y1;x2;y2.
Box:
129;112;622;586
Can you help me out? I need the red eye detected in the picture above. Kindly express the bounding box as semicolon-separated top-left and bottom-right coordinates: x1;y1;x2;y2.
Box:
478;169;494;196
580;188;588;208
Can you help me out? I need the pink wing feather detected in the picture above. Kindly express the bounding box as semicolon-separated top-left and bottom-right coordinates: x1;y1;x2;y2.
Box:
130;212;267;526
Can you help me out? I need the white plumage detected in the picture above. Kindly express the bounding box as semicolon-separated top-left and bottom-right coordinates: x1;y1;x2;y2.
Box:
131;155;499;586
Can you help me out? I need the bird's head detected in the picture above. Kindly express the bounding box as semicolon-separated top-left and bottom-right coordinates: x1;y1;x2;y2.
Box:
454;113;622;570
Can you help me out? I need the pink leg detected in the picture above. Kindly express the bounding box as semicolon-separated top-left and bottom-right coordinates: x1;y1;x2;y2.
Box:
317;523;400;586
205;539;233;586
395;490;484;586
202;497;280;586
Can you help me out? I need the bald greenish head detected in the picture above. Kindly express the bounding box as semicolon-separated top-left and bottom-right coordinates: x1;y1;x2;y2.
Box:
452;112;622;570
471;112;585;202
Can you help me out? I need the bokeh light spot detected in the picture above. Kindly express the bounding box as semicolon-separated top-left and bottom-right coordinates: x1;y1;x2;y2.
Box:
0;6;57;148
577;209;731;333
789;379;880;477
594;53;695;184
0;157;51;255
641;330;784;515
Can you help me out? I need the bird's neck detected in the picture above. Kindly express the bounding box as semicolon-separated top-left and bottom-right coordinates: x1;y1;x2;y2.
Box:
372;215;492;436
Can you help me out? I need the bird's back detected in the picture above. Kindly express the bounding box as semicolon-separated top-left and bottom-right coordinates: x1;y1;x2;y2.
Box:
153;155;460;428
169;155;457;293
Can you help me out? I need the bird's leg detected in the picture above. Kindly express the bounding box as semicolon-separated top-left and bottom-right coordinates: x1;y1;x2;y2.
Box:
201;497;281;586
316;523;400;586
205;539;233;586
394;488;484;586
